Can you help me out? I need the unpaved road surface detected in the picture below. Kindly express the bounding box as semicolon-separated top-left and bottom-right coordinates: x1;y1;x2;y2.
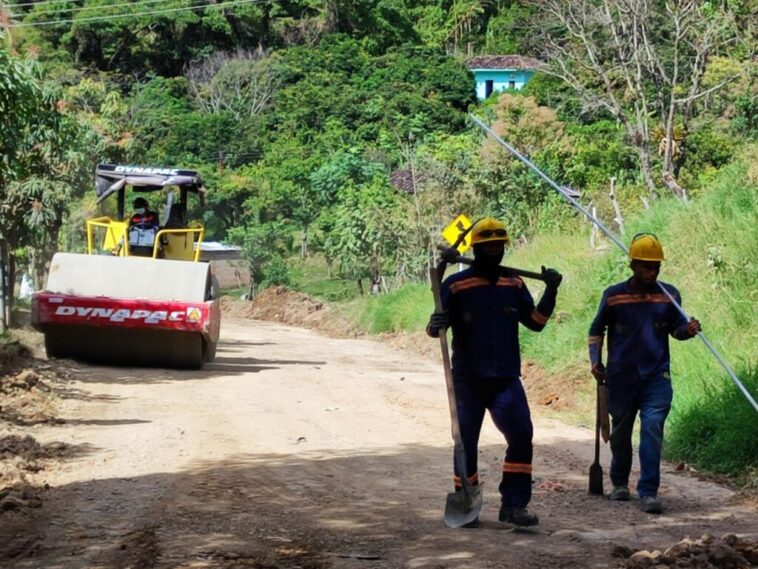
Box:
1;318;756;568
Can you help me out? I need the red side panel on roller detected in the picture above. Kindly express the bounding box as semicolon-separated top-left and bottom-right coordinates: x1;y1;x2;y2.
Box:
32;293;220;343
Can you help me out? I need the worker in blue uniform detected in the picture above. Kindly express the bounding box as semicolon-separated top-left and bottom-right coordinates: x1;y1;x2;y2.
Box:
588;233;701;514
427;218;563;527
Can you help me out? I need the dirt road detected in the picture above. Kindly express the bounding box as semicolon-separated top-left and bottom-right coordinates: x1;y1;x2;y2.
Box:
1;318;756;568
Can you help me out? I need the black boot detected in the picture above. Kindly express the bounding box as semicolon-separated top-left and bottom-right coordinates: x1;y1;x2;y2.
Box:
499;505;539;527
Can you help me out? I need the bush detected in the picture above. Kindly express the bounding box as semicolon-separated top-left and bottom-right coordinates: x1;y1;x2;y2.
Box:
262;256;291;287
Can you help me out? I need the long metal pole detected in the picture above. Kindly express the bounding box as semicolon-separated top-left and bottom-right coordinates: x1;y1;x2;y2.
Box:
469;114;758;413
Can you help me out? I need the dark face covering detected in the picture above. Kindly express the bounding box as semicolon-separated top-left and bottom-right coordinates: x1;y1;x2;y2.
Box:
473;242;505;281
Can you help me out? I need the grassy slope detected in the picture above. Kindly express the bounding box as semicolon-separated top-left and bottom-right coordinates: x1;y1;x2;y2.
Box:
339;147;758;478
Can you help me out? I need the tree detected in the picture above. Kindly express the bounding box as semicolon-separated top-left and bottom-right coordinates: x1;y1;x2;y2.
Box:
0;49;43;330
185;49;279;122
527;0;747;197
320;176;404;293
228;220;292;298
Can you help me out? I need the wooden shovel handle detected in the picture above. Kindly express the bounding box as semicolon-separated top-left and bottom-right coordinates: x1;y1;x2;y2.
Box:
598;384;610;443
436;246;546;282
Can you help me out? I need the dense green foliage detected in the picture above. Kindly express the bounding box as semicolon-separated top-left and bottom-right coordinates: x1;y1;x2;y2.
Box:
1;1;756;476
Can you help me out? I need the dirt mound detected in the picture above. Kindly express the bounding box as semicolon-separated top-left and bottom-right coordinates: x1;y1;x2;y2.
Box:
617;534;758;568
1;364;64;426
1;435;70;462
0;341;33;377
0;435;68;514
1;340;70;513
222;287;361;338
219;295;252;319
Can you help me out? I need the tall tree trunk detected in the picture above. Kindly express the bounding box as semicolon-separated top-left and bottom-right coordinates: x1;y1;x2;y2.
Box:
301;225;308;258
7;247;16;327
0;239;8;333
635;143;657;196
325;0;339;33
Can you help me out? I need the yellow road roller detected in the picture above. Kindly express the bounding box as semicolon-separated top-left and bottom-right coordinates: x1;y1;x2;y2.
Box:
31;164;221;369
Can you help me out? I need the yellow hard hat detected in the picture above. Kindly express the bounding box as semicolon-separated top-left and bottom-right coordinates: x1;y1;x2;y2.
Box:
629;233;664;262
470;217;510;246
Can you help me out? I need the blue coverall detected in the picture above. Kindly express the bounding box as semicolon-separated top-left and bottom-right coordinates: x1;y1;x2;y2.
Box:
433;266;556;509
588;279;693;498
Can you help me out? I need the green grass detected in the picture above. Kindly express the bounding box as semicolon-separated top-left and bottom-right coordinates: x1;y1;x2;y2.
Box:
356;282;434;334
665;365;758;481
288;255;364;302
337;145;758;479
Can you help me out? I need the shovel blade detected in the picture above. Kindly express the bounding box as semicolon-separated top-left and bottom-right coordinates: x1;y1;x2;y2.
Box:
443;484;483;528
588;463;604;496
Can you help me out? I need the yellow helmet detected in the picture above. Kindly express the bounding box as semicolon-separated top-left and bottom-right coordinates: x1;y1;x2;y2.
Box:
629;233;664;262
470;217;510;246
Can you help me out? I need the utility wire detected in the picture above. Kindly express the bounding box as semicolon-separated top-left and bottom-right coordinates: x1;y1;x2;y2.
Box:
469;113;758;414
7;0;267;27
3;0;78;8
10;0;177;17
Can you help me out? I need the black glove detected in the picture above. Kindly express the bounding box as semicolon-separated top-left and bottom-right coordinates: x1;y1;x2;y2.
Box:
541;266;563;290
438;246;460;264
428;311;449;334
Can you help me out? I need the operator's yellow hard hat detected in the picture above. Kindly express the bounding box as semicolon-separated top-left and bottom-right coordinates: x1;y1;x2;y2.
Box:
470;217;510;246
629;233;664;262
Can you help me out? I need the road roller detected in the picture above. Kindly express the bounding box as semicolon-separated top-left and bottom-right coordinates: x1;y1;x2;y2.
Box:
31;164;220;369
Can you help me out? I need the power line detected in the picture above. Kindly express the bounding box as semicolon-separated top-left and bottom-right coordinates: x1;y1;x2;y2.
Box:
7;0;267;28
11;0;177;17
4;0;80;9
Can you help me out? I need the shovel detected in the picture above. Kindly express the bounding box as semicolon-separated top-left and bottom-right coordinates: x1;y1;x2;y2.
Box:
588;382;606;496
430;265;483;528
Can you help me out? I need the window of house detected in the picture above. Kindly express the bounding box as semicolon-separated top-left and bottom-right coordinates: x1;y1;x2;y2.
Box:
508;80;516;89
485;80;494;97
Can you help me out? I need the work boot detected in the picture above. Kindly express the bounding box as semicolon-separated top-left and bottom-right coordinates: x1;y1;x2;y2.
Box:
499;506;539;527
610;485;631;501
640;495;663;514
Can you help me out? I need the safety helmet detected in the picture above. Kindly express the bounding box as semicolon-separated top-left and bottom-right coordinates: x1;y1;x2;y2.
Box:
470;217;510;246
629;233;664;262
133;196;148;208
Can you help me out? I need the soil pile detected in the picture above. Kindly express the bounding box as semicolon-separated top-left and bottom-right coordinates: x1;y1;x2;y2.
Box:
1;341;68;513
222;287;362;338
1;354;64;427
618;534;758;568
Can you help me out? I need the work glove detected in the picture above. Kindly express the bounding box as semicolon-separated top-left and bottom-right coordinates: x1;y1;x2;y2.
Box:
541;266;563;290
591;362;606;385
428;311;450;335
438;246;460;264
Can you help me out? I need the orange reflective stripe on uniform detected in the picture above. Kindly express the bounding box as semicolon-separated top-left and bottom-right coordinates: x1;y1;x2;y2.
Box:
606;293;671;307
530;310;549;325
497;277;523;288
502;461;532;474
450;277;491;294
